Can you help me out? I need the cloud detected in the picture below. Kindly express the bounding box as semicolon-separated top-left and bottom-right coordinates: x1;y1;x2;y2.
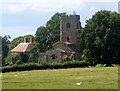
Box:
89;7;97;11
1;0;119;13
0;26;36;39
0;0;85;13
2;4;28;13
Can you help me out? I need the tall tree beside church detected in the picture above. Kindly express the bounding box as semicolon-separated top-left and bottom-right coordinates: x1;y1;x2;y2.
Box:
78;10;120;65
30;13;66;61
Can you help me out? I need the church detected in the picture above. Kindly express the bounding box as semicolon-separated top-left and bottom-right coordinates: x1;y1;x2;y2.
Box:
38;14;82;63
11;14;82;63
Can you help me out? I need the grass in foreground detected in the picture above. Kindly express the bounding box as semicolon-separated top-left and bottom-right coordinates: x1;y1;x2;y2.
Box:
2;67;118;89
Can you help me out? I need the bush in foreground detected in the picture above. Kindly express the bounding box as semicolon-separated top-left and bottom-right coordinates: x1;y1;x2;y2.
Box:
2;60;89;73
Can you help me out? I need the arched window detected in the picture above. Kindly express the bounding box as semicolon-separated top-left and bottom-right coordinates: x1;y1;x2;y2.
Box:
51;54;56;60
66;22;70;29
67;37;70;42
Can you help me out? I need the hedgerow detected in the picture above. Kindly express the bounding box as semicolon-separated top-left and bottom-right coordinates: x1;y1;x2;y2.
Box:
2;60;89;73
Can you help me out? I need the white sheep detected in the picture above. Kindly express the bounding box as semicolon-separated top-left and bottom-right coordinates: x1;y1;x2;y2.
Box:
90;69;93;72
76;82;82;85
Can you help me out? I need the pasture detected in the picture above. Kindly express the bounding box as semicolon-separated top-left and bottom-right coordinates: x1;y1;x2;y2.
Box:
2;67;118;89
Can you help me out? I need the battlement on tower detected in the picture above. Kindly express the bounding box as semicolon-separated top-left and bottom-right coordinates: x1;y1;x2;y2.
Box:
61;14;80;20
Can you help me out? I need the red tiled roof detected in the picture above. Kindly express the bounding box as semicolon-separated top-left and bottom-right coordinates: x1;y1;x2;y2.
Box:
11;43;31;53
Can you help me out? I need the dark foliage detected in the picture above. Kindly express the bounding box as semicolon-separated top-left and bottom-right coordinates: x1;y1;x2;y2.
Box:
2;61;89;73
78;10;120;65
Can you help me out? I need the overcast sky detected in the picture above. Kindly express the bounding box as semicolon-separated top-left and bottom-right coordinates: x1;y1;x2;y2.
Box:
0;0;119;40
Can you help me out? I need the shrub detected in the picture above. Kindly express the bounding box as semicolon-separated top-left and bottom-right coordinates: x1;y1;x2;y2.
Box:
95;64;106;67
16;60;23;65
5;55;12;63
40;61;48;65
5;53;29;64
112;64;119;67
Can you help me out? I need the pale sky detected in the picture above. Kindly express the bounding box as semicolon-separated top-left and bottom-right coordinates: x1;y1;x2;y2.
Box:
0;0;119;40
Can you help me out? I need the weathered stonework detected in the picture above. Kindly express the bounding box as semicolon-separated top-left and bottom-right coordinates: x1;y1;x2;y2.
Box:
60;15;80;44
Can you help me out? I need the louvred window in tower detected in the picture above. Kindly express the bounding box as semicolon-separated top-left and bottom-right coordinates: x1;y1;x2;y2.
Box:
66;22;70;29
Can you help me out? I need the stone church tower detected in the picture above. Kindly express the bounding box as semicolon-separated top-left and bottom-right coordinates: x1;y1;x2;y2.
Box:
39;14;82;63
60;15;81;44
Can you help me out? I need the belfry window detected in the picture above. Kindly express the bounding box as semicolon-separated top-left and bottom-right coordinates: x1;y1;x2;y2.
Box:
67;22;70;29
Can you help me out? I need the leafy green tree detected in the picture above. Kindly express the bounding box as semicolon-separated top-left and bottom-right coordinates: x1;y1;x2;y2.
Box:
30;13;66;62
12;53;28;63
78;10;120;65
6;53;29;64
46;13;66;30
0;36;2;66
2;35;11;65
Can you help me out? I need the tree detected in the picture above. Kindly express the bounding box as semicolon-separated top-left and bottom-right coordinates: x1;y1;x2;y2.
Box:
30;13;66;62
0;36;2;66
78;10;120;65
2;35;11;65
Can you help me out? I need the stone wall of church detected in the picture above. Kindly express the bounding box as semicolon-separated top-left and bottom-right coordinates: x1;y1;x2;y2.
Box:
46;49;63;63
38;14;82;63
60;15;81;44
39;49;64;63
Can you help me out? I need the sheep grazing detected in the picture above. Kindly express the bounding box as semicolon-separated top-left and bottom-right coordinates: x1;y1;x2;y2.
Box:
76;82;82;85
90;69;93;72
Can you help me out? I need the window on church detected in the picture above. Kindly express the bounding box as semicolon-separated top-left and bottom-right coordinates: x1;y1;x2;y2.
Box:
66;22;70;29
51;54;56;60
67;37;70;42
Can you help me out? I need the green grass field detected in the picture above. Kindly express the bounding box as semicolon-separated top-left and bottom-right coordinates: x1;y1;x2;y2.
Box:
2;67;118;89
